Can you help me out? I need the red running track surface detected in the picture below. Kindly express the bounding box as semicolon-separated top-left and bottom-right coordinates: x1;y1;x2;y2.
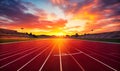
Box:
0;38;120;71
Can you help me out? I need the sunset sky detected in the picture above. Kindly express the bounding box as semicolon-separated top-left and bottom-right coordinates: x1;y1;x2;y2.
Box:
0;0;120;35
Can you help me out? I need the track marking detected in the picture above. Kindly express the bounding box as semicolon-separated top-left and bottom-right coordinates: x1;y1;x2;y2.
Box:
17;47;49;71
38;44;55;71
54;52;82;56
82;47;120;63
0;42;48;57
17;43;54;71
59;45;63;71
0;47;36;61
0;48;23;56
65;49;85;71
76;48;118;71
0;41;47;56
62;44;85;71
84;46;120;59
70;54;85;71
0;47;32;56
0;40;46;55
0;48;40;69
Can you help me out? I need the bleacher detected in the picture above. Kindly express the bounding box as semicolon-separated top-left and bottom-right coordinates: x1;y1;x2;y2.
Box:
79;31;120;39
0;28;29;38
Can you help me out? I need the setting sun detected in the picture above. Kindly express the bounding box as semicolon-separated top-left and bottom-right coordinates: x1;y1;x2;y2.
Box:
55;32;65;36
0;0;119;71
0;0;119;35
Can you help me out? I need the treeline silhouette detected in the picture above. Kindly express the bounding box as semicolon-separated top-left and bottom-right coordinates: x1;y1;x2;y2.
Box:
0;28;120;39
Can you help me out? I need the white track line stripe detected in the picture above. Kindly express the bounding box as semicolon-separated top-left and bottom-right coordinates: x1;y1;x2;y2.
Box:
17;47;49;71
64;45;85;71
82;48;120;63
76;49;118;71
54;52;82;56
39;44;55;71
0;43;45;56
59;45;63;71
83;47;120;59
0;48;31;56
0;42;47;61
65;49;85;71
0;48;40;69
0;47;29;54
0;48;36;61
70;55;85;71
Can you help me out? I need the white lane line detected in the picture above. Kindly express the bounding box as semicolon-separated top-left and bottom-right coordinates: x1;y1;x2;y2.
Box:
65;50;85;71
0;43;45;56
0;49;20;55
70;55;85;71
17;47;49;71
54;52;82;56
0;48;40;69
0;47;36;61
0;47;31;56
84;47;120;59
63;45;85;71
39;45;55;71
82;48;120;63
76;49;118;71
59;46;63;71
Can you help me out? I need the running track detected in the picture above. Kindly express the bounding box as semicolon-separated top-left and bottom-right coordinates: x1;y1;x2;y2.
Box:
0;38;120;71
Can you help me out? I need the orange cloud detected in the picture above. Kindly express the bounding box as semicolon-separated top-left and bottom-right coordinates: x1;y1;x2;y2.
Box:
51;0;66;5
0;0;120;35
0;19;67;35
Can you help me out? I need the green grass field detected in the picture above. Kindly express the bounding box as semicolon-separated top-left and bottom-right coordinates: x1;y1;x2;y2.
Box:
77;38;120;43
0;38;51;43
0;38;32;43
0;38;120;43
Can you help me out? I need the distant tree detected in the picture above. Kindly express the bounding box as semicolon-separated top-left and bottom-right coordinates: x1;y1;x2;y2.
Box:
84;33;86;35
75;33;79;37
25;32;28;35
30;32;32;35
66;35;70;38
28;32;37;38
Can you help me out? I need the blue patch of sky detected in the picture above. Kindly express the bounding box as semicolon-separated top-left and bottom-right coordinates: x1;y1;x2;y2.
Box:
22;0;65;19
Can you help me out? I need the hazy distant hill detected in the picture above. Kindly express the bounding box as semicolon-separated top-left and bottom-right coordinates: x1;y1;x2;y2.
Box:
0;28;29;38
0;28;18;34
77;31;120;39
1;28;120;39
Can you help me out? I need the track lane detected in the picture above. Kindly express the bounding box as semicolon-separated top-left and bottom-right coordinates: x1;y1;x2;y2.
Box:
0;40;52;71
0;40;50;61
16;40;56;71
0;38;120;71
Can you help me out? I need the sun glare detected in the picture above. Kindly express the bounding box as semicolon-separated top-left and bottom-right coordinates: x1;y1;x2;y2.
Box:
56;32;65;36
52;38;68;51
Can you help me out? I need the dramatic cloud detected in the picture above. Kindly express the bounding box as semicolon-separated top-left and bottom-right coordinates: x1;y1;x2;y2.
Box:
0;0;39;24
0;0;67;35
0;0;119;35
50;0;120;34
